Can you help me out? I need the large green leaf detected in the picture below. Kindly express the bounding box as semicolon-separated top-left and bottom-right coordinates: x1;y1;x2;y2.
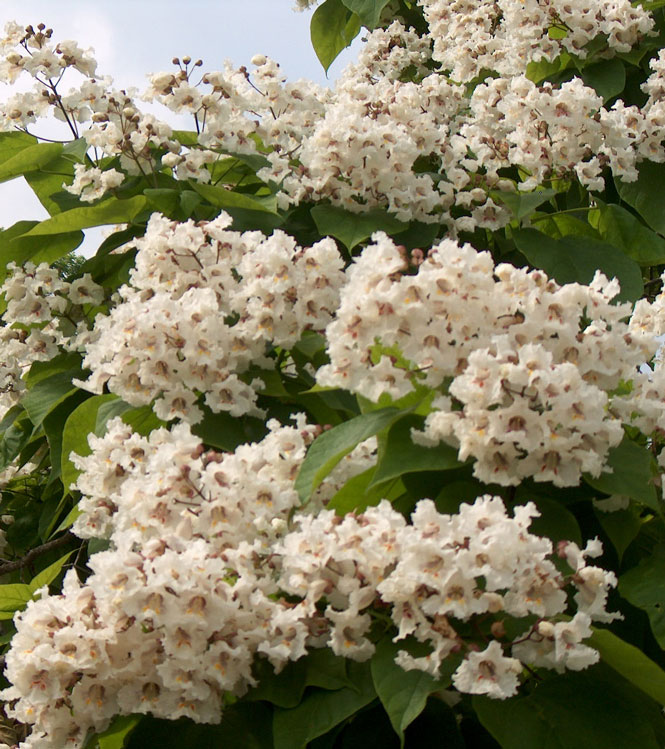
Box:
616;160;665;236
311;204;408;250
0;414;34;473
23;195;148;236
340;0;392;27
588;628;665;706
491;188;556;222
0;141;62;184
125;704;273;749
24;153;78;216
474;665;665;749
22;370;82;428
619;546;665;649
311;0;362;73
371;636;457;746
246;650;352;709
0;584;33;620
584;437;659;512
513;228;643;302
370;413;463;490
294;407;403;502
28;551;74;593
590;202;665;265
94;715;142;749
188;182;282;232
0;223;83;282
273;661;376;749
593;504;642;562
60;394;117;493
581;58;626;101
327;466;405;515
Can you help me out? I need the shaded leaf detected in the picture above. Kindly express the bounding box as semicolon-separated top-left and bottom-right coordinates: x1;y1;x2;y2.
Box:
491;188;556;221
619;546;665;649
96;715;142;749
588;628;665;706
273;661;376;749
28;551;74;593
591;202;665;265
594;504;642;562
370;413;463;490
371;636;454;746
581;58;626;101
584;437;659;512
61;395;117;493
22;370;82;428
513;228;643;302
475;664;665;749
616;160;665;235
295;407;403;502
311;204;408;249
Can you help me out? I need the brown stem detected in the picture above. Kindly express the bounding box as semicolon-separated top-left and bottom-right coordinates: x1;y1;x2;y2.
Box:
0;532;76;577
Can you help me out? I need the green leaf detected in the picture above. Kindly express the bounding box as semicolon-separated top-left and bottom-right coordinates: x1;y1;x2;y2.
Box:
491;188;556;221
513;228;644;302
371;636;451;746
23;195;148;236
24;153;78;216
532;212;601;240
43;391;89;482
120;405;167;436
581;58;626;101
188;182;282;232
311;204;408;250
25;353;84;388
0;415;34;473
191;408;266;452
22;370;82;427
474;664;665;749
295;407;403;502
522;495;582;545
594;504;642;562
616;160;665;236
619;546;665;649
584;437;659;512
247;650;352;708
588;628;665;706
340;0;392;27
525;52;573;83
0;584;33;618
61;394;117;493
0;224;83;283
590;203;665;265
273;661;376;749
28;551;73;593
327;466;405;515
311;0;362;73
125;704;273;749
370;414;463;490
96;715;142;749
0;142;62;184
95;398;133;436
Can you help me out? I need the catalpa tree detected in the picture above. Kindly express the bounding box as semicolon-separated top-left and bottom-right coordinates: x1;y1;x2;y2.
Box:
0;0;662;746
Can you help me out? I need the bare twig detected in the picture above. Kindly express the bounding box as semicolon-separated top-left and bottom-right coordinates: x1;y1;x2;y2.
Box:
0;532;76;577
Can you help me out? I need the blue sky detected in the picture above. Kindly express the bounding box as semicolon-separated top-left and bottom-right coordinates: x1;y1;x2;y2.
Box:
0;1;361;247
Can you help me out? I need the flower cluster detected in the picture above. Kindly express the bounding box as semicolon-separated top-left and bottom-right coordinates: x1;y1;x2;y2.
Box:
77;212;345;423
0;262;104;420
318;232;665;485
0;417;618;747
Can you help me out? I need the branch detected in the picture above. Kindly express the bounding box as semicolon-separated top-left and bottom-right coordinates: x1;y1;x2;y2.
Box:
0;532;76;577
